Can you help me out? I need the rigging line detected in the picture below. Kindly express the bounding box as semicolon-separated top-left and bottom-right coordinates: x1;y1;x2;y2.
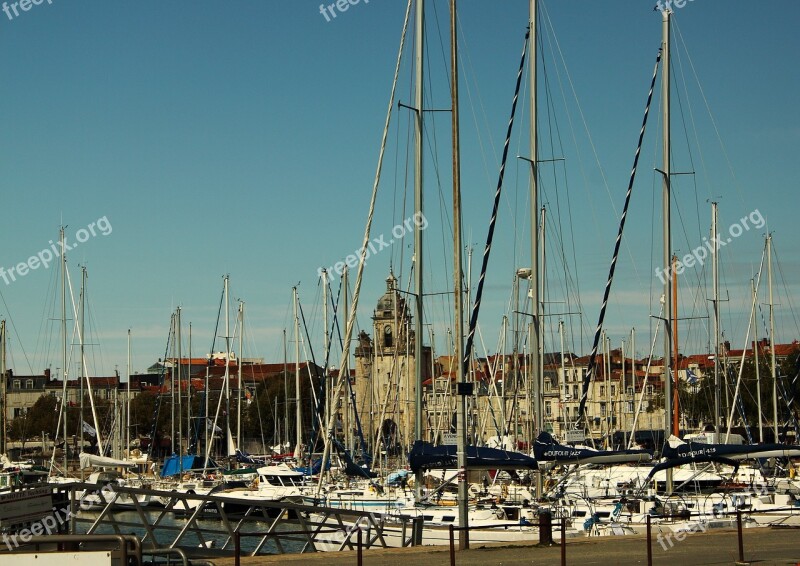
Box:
316;0;412;497
456;8;499;192
538;2;615;219
671;19;746;209
0;286;36;376
32;248;59;375
725;245;766;441
148;315;174;460
462;26;528;374
772;243;800;339
576;47;662;427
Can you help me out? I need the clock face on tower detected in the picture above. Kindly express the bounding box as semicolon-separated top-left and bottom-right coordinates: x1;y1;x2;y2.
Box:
384;324;393;347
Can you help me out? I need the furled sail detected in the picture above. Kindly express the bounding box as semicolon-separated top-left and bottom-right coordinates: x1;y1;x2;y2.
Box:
533;432;652;466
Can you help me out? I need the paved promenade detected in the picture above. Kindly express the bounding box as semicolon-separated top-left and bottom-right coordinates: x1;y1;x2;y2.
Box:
211;526;800;565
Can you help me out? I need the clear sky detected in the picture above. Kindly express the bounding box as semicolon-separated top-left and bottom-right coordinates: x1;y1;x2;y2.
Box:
1;0;797;379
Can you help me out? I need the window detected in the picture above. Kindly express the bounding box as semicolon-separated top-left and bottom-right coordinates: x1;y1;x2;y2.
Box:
545;401;552;417
12;379;20;389
627;386;634;396
600;385;605;397
600;403;607;417
625;401;635;413
26;379;34;389
611;385;616;397
646;385;654;396
544;379;552;393
573;385;579;398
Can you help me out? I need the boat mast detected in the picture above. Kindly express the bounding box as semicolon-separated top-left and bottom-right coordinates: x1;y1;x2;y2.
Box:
322;269;330;427
559;320;566;426
1;319;6;456
661;7;674;493
413;0;425;498
450;0;468;547
752;278;763;443
293;286;303;459
61;228;68;474
80;265;86;466
767;234;778;441
188;323;192;453
283;328;289;450
621;337;626;444
224;275;231;457
170;313;176;458
528;0;542;456
177;306;182;458
237;301;244;450
127;329;131;458
711;202;721;439
672;254;679;436
343;267;352;453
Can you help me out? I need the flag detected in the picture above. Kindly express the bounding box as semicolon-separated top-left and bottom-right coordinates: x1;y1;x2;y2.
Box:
687;369;699;385
82;420;97;437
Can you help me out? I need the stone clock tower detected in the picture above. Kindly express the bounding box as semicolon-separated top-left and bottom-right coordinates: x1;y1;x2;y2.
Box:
353;272;430;453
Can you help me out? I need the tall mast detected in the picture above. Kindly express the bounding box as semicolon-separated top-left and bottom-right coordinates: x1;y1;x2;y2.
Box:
342;267;352;453
79;266;87;468
170;313;176;456
283;328;289;449
559;320;565;426
127;329;131;458
60;228;68;473
450;0;468;546
621;338;626;443
237;301;244;449
1;320;6;456
672;254;679;436
188;323;192;454
711;203;721;438
293;286;303;459
413;0;425;498
177;306;182;457
767;235;778;440
224;275;231;455
322;269;330;426
528;0;542;442
752;279;763;443
661;8;673;493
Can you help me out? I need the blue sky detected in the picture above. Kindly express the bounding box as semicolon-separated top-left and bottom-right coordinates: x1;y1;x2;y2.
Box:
0;0;797;378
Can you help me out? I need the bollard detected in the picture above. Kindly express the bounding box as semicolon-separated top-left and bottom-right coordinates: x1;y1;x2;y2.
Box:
560;519;566;566
538;510;553;545
646;515;652;566
234;530;241;566
736;510;744;563
449;524;456;566
357;527;363;566
412;516;424;546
